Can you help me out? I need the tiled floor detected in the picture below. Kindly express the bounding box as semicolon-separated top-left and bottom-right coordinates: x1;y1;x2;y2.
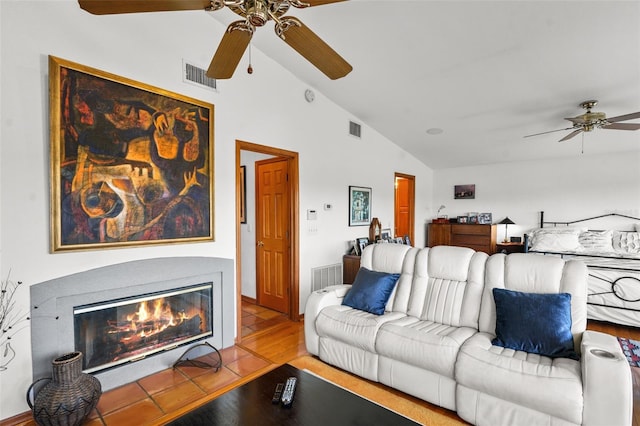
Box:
5;301;291;426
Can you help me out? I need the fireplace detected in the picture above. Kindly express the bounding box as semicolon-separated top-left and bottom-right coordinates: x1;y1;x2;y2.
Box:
74;283;213;373
30;257;234;391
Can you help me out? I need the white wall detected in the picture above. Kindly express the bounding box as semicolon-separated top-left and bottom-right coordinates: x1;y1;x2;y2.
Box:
433;152;640;241
0;0;433;418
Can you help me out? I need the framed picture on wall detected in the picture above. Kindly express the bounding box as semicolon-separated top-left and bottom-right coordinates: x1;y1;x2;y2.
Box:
349;186;372;226
48;56;214;252
454;184;475;199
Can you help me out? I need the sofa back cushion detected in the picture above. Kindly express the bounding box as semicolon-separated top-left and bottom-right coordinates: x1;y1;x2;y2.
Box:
392;246;487;328
478;253;588;349
360;243;418;313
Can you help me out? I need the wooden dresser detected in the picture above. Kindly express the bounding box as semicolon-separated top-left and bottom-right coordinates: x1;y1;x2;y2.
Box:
342;255;361;284
427;223;497;254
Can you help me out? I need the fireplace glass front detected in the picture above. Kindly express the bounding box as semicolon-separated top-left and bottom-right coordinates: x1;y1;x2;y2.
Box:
74;283;213;373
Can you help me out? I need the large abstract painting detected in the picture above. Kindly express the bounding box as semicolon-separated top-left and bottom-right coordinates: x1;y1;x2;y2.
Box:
49;56;214;252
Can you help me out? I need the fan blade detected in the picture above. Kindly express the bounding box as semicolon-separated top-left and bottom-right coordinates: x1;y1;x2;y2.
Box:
606;111;640;123
559;129;583;142
523;127;575;138
207;21;253;79
78;0;211;15
604;122;640;131
277;17;352;80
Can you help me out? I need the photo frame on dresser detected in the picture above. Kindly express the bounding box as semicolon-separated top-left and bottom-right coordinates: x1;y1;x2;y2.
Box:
478;213;493;224
355;237;370;255
48;56;214;252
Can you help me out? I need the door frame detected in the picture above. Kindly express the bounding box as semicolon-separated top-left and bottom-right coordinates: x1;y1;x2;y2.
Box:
394;172;415;245
236;140;300;343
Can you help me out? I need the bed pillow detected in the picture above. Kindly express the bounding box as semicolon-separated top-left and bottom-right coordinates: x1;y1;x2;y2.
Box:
529;228;583;252
578;230;614;253
342;267;400;315
613;231;640;254
492;288;578;360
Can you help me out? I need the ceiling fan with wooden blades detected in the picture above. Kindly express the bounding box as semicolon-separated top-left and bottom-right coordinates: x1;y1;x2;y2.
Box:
524;100;640;142
77;0;353;80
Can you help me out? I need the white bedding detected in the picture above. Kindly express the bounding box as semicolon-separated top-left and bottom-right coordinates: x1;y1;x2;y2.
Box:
528;252;640;327
526;217;640;327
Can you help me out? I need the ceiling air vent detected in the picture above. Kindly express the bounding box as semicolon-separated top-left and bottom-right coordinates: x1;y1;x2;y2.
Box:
349;121;361;138
183;60;217;91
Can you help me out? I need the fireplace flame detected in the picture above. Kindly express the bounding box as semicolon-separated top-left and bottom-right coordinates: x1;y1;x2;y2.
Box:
113;297;201;342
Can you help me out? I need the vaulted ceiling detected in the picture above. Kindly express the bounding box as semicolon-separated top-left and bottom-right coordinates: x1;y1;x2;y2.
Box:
212;0;640;169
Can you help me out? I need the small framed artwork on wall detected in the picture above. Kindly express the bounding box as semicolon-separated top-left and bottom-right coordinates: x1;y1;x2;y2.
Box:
349;186;372;226
454;184;475;199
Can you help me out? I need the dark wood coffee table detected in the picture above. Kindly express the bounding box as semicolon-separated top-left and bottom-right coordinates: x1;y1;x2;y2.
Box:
167;363;420;425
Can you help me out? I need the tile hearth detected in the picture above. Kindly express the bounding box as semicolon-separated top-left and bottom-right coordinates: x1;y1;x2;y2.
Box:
4;302;294;426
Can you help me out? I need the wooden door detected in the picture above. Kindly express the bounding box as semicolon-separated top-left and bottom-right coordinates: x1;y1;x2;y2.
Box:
394;173;415;244
255;157;290;314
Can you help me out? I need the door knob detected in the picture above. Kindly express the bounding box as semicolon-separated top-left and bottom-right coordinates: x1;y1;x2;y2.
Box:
257;241;264;247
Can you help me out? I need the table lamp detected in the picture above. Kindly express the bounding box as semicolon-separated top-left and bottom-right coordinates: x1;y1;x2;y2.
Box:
499;217;515;243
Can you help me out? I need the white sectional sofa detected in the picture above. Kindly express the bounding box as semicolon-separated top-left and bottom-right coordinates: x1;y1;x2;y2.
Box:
304;244;633;426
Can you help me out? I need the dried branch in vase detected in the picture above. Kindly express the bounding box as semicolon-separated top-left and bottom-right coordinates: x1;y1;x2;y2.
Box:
0;271;30;371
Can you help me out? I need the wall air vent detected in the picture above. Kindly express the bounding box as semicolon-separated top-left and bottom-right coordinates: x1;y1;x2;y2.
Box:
311;263;342;292
183;60;217;91
349;121;362;138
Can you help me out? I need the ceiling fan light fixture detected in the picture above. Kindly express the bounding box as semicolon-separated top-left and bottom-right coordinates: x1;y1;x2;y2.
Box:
246;0;268;27
525;99;640;142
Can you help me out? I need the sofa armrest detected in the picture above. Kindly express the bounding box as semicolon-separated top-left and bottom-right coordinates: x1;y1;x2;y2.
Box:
304;285;351;355
581;330;632;426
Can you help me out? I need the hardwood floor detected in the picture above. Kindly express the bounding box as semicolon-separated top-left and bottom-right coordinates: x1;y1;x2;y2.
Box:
2;301;305;426
2;304;639;426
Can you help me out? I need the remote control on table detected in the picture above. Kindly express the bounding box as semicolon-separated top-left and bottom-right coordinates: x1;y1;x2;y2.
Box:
271;383;284;404
280;377;297;408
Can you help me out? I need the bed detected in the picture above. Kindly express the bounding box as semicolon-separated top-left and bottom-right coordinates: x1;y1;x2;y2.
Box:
524;211;640;328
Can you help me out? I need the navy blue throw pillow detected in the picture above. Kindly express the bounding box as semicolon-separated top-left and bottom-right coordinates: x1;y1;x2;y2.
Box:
342;267;400;315
492;288;578;360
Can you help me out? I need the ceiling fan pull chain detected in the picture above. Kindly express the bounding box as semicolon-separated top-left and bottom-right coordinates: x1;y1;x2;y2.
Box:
248;44;253;74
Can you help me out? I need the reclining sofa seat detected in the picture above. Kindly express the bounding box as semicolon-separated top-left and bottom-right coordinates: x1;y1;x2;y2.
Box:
455;253;633;426
306;244;488;411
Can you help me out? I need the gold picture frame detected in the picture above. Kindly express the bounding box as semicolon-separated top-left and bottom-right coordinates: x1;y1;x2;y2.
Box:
49;56;214;252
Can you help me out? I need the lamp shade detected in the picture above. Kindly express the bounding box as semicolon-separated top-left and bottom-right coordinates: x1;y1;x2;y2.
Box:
499;217;515;225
